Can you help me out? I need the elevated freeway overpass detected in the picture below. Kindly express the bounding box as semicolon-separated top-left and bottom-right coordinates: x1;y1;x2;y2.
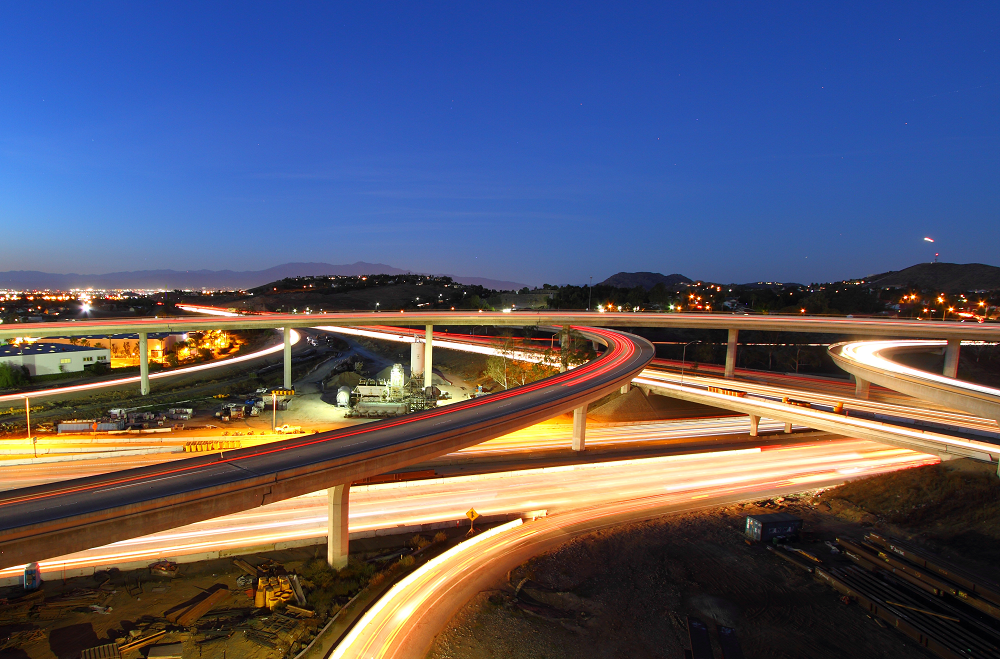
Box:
3;307;996;398
1;309;998;572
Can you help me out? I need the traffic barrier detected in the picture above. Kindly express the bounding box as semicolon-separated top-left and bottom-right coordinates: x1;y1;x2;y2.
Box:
184;440;242;452
707;386;747;397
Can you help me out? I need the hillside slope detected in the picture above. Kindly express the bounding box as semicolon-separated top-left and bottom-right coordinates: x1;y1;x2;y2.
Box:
599;272;692;290
867;262;1000;292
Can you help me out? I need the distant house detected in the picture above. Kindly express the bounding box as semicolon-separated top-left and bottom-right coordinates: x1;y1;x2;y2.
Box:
0;342;110;376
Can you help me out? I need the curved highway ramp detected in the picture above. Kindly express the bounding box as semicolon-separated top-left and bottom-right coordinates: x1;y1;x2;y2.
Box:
0;328;653;571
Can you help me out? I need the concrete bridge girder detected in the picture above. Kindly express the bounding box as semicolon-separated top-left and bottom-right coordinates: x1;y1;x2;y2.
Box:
636;378;999;466
829;342;1000;427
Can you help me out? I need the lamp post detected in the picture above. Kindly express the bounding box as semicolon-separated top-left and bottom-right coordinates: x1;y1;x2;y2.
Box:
680;340;700;383
588;276;593;311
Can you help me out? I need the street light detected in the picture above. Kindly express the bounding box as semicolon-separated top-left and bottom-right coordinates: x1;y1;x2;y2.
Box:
680;340;700;383
588;276;593;311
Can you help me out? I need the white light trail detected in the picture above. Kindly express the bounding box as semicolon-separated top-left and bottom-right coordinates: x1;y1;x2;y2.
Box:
0;440;935;583
837;339;1000;398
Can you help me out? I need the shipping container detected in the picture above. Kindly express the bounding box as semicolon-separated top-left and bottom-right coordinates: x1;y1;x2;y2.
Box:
58;421;95;433
745;513;802;542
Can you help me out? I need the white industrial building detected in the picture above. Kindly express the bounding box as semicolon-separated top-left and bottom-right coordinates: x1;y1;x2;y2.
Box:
0;342;111;376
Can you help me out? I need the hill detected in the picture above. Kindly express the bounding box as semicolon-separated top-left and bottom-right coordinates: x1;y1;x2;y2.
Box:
0;263;526;292
599;272;692;290
866;262;1000;292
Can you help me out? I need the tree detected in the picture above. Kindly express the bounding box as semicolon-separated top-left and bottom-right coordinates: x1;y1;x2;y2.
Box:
558;326;597;370
485;332;558;390
649;283;672;308
0;363;30;389
778;345;822;373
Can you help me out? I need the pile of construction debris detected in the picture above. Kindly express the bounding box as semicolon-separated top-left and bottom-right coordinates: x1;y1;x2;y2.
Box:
0;556;325;659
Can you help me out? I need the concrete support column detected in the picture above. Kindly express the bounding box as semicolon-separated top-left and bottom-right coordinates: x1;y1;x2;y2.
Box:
943;338;961;379
138;332;149;396
749;414;760;437
327;484;350;570
283;327;292;390
424;325;433;389
620;382;631;395
559;331;569;372
725;328;739;379
784;422;793;434
410;342;425;379
572;406;586;451
855;377;870;400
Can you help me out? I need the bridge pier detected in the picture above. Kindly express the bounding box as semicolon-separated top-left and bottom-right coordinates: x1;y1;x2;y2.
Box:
139;332;149;396
572;406;586;451
424;325;433;389
725;329;738;379
943;338;961;379
327;484;350;570
855;377;870;400
620;381;631;395
283;327;292;390
559;330;569;373
784;422;792;433
749;414;760;437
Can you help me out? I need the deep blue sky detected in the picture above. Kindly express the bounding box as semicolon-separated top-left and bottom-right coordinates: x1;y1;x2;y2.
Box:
2;3;997;285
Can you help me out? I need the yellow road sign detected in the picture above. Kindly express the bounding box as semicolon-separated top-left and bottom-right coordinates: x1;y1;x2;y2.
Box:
466;508;480;522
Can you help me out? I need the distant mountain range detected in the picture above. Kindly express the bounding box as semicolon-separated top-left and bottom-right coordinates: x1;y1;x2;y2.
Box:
864;262;1000;292
5;261;997;295
0;262;528;292
599;272;693;290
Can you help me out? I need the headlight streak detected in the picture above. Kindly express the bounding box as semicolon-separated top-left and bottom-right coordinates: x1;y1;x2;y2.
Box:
328;444;935;658
329;519;525;659
0;439;935;582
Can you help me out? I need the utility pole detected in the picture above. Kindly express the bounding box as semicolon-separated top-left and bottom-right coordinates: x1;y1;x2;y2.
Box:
588;276;593;311
26;396;33;458
681;341;699;383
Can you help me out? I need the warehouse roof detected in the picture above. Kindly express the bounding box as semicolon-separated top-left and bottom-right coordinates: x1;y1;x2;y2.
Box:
0;342;110;357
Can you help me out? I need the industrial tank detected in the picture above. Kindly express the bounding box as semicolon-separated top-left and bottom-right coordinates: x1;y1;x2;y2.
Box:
336;386;352;408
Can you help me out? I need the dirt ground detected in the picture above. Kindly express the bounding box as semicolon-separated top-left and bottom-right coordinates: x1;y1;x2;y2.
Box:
426;460;1000;659
0;530;452;659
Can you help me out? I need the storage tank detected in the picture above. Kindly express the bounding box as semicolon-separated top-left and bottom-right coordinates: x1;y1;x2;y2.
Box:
336;386;352;408
410;342;424;377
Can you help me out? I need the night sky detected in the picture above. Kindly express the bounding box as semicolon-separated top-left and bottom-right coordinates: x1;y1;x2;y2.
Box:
2;3;997;285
